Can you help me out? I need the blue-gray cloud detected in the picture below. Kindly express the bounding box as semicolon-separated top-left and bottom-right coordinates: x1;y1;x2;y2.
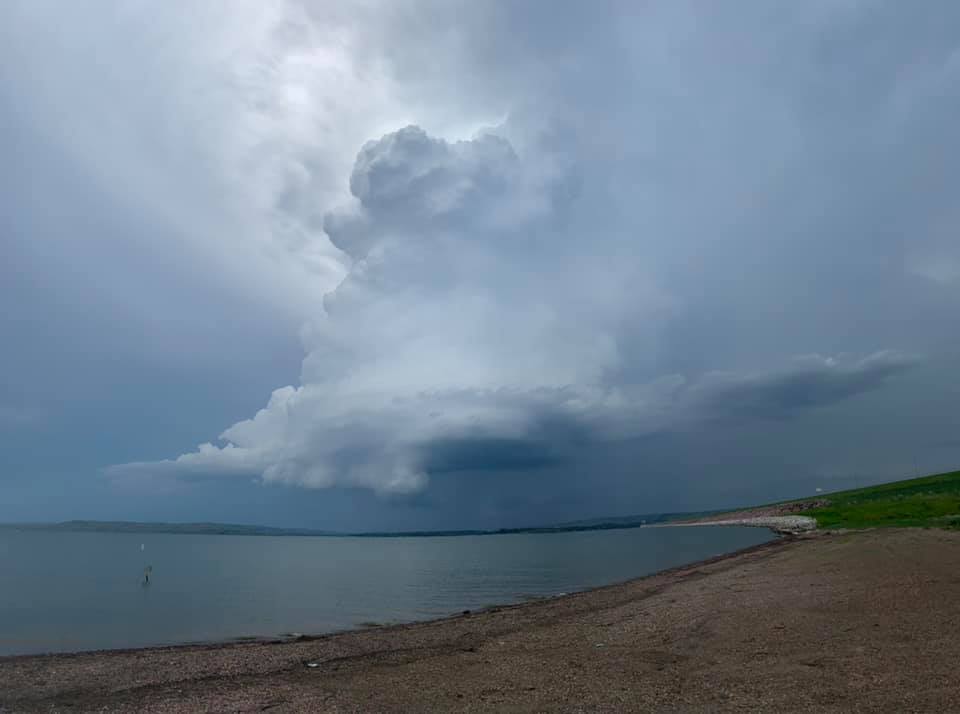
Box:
695;352;920;422
4;1;960;526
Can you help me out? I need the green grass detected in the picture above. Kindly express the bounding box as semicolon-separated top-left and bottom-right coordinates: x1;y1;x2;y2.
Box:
797;469;960;530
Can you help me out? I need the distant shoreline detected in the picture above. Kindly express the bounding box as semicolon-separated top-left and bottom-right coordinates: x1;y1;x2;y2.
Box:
654;514;817;535
0;512;720;539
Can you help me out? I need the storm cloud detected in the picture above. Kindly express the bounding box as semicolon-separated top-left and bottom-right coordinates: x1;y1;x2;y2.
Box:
4;1;960;526
109;124;923;492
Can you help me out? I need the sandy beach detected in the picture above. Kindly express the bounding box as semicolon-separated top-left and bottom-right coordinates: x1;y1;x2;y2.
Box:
3;528;959;712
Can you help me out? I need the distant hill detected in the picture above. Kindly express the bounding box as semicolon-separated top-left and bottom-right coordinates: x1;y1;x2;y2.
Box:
0;520;337;537
0;511;711;539
21;468;951;537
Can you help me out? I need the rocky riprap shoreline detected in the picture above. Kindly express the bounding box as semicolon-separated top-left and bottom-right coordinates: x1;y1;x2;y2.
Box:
668;515;818;535
665;499;828;534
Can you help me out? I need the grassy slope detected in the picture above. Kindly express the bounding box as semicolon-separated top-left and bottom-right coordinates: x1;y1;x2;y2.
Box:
797;469;960;529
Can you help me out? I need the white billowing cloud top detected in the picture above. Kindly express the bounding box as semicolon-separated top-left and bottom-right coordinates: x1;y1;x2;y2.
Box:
111;127;917;493
46;0;948;492
112;126;655;491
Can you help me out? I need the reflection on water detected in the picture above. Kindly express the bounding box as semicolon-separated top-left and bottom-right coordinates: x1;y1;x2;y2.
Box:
0;525;771;655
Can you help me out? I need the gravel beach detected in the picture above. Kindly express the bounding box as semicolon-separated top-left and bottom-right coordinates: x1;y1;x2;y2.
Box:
3;528;959;712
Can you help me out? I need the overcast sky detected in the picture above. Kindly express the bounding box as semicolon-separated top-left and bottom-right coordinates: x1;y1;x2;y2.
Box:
2;0;958;530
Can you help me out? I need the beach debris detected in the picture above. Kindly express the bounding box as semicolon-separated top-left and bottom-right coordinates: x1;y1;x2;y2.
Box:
306;662;320;668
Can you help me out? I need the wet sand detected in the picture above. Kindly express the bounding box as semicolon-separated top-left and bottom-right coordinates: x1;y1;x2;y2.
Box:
2;528;959;712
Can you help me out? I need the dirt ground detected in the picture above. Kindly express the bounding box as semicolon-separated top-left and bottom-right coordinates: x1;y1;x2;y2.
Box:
2;528;959;713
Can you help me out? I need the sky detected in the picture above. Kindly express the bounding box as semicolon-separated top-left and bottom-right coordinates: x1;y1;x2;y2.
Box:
2;0;959;531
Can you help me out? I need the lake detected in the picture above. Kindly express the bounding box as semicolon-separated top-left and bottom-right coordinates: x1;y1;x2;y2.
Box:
0;526;771;656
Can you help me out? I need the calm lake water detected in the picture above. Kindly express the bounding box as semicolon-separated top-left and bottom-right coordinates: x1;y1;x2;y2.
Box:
0;526;771;656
